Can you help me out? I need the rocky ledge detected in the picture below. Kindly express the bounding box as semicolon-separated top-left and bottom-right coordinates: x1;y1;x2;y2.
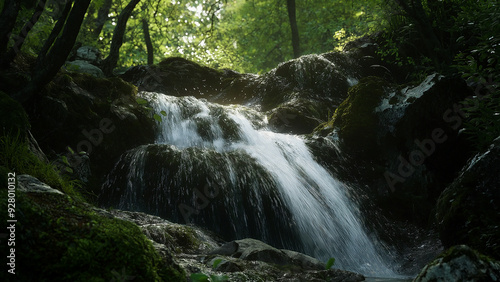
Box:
1;174;364;281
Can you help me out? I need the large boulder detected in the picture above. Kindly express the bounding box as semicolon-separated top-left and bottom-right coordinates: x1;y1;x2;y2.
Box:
75;46;102;65
64;60;105;78
414;245;500;282
312;73;474;226
210;238;324;270
436;137;500;259
29;73;156;193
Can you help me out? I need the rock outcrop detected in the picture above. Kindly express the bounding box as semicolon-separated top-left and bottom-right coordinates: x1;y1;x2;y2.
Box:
436;137;500;259
414;245;500;282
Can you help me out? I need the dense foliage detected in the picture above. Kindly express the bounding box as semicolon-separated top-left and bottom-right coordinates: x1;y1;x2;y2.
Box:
379;0;499;150
4;0;386;74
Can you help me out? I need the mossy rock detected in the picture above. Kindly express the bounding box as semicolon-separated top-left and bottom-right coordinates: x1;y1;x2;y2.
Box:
0;185;185;281
414;245;500;281
435;138;500;259
0;91;30;139
28;72;155;195
320;76;390;158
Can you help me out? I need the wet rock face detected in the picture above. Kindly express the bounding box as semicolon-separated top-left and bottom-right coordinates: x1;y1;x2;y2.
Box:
99;144;301;251
436;137;500;259
414;245;500;282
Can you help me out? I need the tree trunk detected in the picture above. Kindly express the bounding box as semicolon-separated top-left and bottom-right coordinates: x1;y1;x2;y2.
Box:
0;0;22;57
142;18;154;65
35;0;74;66
286;0;300;58
12;0;92;103
101;0;142;76
2;0;47;67
92;0;113;42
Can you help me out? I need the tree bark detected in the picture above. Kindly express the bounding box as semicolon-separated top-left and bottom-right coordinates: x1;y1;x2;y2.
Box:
0;0;22;57
142;18;154;65
2;0;47;67
36;0;74;65
286;0;300;58
12;0;92;103
101;0;142;76
92;0;113;42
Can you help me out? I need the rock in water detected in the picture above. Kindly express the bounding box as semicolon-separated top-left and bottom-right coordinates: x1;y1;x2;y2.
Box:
414;245;500;282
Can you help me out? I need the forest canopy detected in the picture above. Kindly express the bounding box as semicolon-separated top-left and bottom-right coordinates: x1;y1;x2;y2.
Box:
3;0;387;74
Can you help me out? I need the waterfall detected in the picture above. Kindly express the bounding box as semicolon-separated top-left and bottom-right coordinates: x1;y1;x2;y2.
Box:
101;91;399;277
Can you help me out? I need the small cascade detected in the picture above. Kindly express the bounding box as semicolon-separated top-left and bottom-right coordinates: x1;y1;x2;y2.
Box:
101;91;400;277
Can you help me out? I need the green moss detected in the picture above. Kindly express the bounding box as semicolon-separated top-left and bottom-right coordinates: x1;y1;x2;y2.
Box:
314;77;389;156
169;225;202;254
0;133;82;199
332;77;386;142
0;190;185;281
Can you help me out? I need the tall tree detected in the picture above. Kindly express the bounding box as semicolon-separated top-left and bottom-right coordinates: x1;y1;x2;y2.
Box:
92;0;113;42
101;0;142;76
142;18;154;65
286;0;300;58
12;0;92;103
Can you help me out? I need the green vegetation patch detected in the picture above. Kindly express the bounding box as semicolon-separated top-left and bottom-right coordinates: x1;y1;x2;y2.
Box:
0;190;185;281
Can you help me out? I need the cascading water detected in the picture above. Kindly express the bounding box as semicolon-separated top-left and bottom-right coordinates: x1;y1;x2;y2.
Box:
101;91;400;277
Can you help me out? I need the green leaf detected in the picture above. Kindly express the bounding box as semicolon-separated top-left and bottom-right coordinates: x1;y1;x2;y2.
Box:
160;110;167;116
190;273;210;282
136;97;148;105
62;156;70;166
153;114;162;122
67;146;75;155
326;257;335;269
65;167;73;174
210;275;229;282
212;258;224;269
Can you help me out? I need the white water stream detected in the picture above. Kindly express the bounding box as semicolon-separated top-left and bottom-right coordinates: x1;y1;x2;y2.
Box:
137;92;398;277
